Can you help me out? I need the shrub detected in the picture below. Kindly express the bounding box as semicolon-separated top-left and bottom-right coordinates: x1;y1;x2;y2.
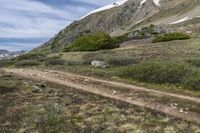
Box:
152;32;190;43
15;60;40;67
45;57;65;66
17;53;46;61
106;57;137;66
186;59;200;67
65;60;80;66
23;103;70;133
112;34;129;44
184;72;200;91
64;32;119;52
120;61;190;84
0;59;16;67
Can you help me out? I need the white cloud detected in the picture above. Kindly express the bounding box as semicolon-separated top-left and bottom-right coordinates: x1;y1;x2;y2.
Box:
0;0;116;50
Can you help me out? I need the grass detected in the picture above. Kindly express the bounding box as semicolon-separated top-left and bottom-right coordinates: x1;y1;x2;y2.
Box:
45;56;65;66
0;70;199;132
120;61;190;84
15;60;40;67
186;58;200;67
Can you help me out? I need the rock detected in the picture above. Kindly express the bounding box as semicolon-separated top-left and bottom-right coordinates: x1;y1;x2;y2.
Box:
84;79;90;82
31;85;42;93
185;107;189;110
170;103;178;109
179;108;184;113
184;111;188;114
91;60;109;68
112;91;117;95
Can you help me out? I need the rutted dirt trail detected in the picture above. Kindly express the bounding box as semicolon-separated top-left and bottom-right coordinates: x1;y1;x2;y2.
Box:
4;68;200;124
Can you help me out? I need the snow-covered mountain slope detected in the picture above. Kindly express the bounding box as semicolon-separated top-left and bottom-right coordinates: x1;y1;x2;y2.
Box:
140;0;160;6
81;0;128;19
0;49;26;59
153;0;160;6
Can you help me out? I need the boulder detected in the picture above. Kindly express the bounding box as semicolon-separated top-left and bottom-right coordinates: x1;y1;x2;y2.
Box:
91;60;109;68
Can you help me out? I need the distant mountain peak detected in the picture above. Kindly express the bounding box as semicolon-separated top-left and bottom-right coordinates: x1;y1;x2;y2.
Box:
0;49;27;59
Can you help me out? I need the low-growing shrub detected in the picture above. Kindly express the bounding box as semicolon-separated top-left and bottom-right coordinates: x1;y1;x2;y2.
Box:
121;61;190;84
186;59;200;67
106;57;137;66
152;32;190;43
15;60;40;67
45;57;65;66
23;103;69;133
64;32;119;52
65;60;80;66
184;72;200;91
17;53;46;61
112;34;129;44
0;59;16;67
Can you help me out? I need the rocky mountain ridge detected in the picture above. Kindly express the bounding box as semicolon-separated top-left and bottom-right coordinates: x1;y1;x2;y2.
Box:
0;49;26;59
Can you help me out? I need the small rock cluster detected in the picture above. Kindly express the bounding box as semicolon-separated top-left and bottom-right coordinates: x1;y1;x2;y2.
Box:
170;103;189;114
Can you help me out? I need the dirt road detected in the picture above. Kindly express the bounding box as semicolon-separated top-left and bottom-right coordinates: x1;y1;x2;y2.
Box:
4;68;200;124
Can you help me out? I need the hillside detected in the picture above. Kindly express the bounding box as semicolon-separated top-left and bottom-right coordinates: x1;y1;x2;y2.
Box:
32;0;200;53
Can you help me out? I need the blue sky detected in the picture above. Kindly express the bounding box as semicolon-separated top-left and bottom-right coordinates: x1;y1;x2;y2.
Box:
0;0;116;51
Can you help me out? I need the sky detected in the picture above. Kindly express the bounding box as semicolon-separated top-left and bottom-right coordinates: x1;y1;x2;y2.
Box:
0;0;116;51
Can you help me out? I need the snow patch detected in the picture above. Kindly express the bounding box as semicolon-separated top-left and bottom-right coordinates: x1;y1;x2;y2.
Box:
170;15;200;24
170;16;190;24
81;0;128;19
153;0;160;6
140;0;147;5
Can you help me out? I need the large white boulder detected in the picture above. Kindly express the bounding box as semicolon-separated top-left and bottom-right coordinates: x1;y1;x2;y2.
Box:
91;60;109;68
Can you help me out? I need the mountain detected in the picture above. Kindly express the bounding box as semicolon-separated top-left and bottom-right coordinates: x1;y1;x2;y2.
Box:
32;0;200;53
0;49;26;59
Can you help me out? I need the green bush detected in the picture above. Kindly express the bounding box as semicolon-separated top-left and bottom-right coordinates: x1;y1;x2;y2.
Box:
23;103;69;133
121;61;190;84
15;60;40;67
65;60;80;66
112;34;129;44
17;53;46;61
184;72;200;91
106;57;137;66
152;32;190;43
64;32;119;52
0;59;16;67
45;57;65;66
186;59;200;67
